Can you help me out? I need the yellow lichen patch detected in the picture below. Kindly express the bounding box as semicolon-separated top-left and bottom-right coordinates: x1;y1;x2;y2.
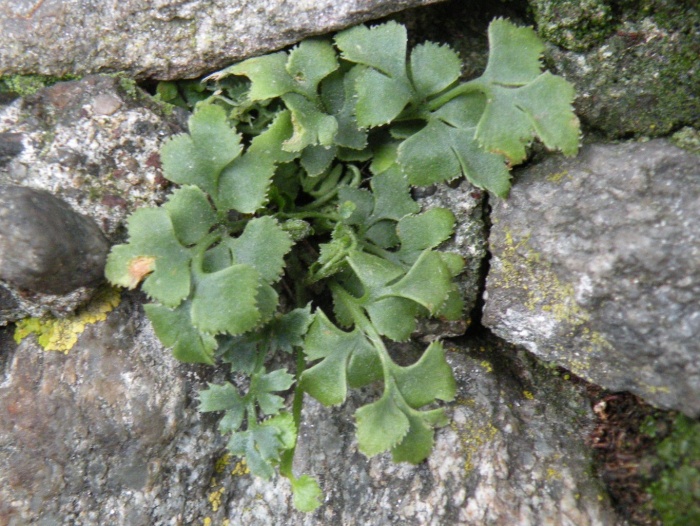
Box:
523;390;534;400
451;400;499;473
546;169;570;183
231;459;250;477
479;360;493;373
546;467;562;481
13;287;121;353
208;485;225;512
202;518;212;526
494;227;614;374
215;453;232;474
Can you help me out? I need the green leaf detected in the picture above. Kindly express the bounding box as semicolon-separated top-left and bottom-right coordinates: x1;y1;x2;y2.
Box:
391;408;446;464
286;39;339;96
227;52;297;101
397;208;455;255
227;216;294;283
409;42;461;99
338;187;373;226
161;103;242;195
227;412;296;479
476;72;579;164
144;301;217;364
198;382;243;412
347;251;403;293
335;23;414;127
197;382;247;434
365;297;419;342
105;207;192;307
391;341;456;407
481;18;544;86
355;389;410;456
163;185;218;246
367;166;420;224
301;311;380;406
390;412;434;463
282;93;338;151
320;68;368;150
290;474;323;512
191;264;261;335
300;145;337;177
398;102;511;196
387;250;452;315
353;66;414;128
247;110;298;164
335;22;407;79
218;153;276;214
263;306;314;354
251;368;295;415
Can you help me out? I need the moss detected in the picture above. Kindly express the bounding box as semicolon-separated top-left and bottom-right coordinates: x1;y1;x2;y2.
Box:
671;127;700;154
646;414;700;525
13;287;121;352
0;74;81;97
531;0;614;51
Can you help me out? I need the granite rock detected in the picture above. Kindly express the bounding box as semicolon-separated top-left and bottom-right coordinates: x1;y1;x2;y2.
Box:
0;75;187;323
483;139;700;416
0;0;444;81
0;300;623;525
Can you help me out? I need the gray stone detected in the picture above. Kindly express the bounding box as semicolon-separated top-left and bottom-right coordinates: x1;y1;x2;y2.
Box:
415;180;487;340
0;0;444;81
542;2;699;138
0;294;224;526
0;75;187;323
0;184;109;294
483;139;700;416
0;299;622;525
185;337;621;525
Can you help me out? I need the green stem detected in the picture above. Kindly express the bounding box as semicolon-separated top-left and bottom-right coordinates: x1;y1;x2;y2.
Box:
277;210;341;222
329;283;394;380
360;240;404;266
279;348;307;479
190;229;224;276
426;78;487;112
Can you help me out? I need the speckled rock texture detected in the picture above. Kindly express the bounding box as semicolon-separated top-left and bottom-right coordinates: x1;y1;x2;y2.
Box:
0;184;109;294
0;301;623;525
0;294;225;525
182;337;622;525
416;181;487;338
0;0;444;81
0;75;187;324
483;139;700;417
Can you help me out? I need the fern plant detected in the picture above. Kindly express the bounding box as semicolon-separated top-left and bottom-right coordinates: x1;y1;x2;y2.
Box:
106;19;579;511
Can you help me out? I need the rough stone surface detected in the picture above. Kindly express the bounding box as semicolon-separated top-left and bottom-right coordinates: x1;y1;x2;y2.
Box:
0;75;187;323
180;337;622;525
0;294;225;526
483;139;700;416
542;0;699;138
0;184;109;294
415;181;487;339
0;299;623;525
0;0;444;81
